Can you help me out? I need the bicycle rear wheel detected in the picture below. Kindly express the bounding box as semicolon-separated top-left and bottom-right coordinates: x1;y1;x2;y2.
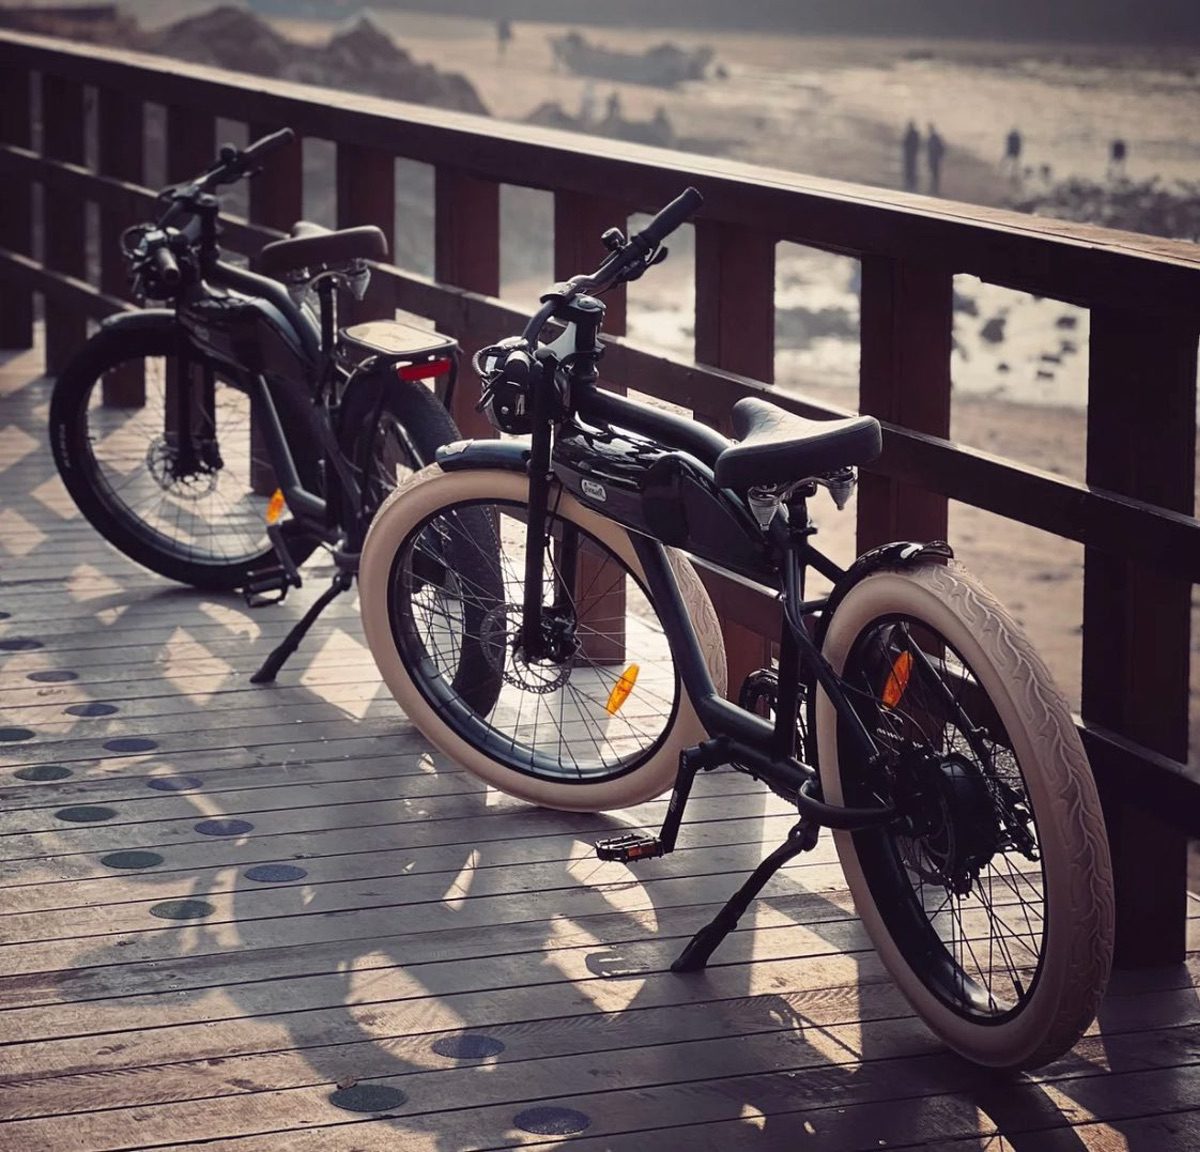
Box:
360;466;726;811
50;320;290;589
814;559;1113;1070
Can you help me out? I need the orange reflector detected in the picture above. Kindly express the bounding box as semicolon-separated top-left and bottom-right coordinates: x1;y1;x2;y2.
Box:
882;651;913;708
266;488;286;525
397;358;453;381
606;664;640;715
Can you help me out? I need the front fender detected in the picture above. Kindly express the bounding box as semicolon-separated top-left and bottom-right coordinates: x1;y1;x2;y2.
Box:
435;437;531;473
97;308;177;337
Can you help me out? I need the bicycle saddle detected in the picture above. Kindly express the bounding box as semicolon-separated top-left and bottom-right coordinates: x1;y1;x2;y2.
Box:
256;221;388;279
714;397;882;490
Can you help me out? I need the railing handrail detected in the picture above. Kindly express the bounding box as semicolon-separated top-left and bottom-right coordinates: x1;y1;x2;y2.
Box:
3;28;1200;313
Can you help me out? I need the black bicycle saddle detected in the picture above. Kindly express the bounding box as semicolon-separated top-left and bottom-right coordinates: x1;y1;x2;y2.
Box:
714;397;881;490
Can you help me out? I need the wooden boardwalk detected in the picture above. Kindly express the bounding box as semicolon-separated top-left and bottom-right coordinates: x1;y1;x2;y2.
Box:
1;337;1199;1151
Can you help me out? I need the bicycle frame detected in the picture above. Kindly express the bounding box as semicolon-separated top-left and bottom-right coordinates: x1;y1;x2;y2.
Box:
512;372;896;834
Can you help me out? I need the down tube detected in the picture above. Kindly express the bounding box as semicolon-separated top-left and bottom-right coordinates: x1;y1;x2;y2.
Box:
630;535;777;749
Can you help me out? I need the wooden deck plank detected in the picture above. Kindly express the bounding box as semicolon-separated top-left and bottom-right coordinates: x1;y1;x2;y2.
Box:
0;814;813;915
4;983;1194;1126
7;1026;1196;1152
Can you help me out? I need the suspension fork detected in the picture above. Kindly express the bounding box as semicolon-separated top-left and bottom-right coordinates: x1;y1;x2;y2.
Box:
164;342;215;475
519;364;559;660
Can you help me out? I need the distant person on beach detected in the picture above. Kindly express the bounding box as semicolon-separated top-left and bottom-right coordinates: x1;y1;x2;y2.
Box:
1108;138;1128;181
496;17;513;60
603;90;623;128
901;120;920;192
1003;128;1022;181
927;123;945;196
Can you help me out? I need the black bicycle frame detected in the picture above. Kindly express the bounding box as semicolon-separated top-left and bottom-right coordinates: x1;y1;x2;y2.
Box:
518;375;894;832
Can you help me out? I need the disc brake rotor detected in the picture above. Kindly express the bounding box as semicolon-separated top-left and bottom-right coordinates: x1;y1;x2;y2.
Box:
145;437;218;499
480;604;574;693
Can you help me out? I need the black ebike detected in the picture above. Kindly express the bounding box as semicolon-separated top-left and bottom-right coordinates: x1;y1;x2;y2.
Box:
357;188;1115;1070
50;128;499;694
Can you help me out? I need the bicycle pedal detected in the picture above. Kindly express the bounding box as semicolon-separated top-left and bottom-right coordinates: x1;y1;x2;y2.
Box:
242;566;298;608
595;833;665;863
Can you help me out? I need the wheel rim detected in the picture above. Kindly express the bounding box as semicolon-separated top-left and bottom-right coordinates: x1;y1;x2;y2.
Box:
838;614;1048;1023
81;355;271;567
386;497;683;783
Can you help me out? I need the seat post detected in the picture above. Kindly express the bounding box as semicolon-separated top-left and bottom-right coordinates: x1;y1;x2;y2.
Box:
316;278;337;356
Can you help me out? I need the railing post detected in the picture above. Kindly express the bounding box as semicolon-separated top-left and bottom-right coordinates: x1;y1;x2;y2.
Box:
694;219;776;698
554;190;627;336
248;124;303;496
1084;308;1198;968
0;64;34;350
165;105;215;186
249;123;302;234
858;256;953;550
41;72;87;375
336;141;395;325
555;191;630;664
97;87;145;405
435;167;499;439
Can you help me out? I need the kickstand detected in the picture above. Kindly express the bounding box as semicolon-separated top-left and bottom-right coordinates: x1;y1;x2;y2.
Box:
671;817;820;973
250;569;354;685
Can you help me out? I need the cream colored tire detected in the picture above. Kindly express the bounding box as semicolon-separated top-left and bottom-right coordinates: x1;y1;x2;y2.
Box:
360;465;727;812
815;560;1114;1069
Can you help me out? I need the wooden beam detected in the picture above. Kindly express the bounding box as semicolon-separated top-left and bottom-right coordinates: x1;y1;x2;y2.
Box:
1083;306;1198;968
165;104;215;185
246;123;303;496
249;122;302;233
96;86;145;405
434;167;499;438
375;260;1200;580
0;65;33;349
693;218;776;697
858;257;953;551
5;32;1200;315
40;72;87;374
554;190;627;336
336;141;395;325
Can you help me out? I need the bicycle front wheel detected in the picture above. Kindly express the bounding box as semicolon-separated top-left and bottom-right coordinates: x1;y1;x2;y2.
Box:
360;466;726;811
814;559;1113;1070
49;320;287;589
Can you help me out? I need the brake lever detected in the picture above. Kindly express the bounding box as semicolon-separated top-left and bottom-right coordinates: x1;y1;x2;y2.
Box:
616;244;668;286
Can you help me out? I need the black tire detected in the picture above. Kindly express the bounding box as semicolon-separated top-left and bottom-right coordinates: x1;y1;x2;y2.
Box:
343;379;505;717
49;320;295;590
339;372;462;518
815;560;1114;1069
360;467;727;811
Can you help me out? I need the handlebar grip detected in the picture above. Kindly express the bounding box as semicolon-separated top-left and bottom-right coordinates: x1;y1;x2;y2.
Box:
152;244;181;287
632;186;704;249
242;127;296;167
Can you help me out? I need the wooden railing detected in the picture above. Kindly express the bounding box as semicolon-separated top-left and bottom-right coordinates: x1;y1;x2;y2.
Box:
2;30;1198;967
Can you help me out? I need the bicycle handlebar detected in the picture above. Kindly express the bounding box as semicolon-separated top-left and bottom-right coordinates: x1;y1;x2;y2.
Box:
517;186;704;344
629;186;704;252
238;127;295;172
